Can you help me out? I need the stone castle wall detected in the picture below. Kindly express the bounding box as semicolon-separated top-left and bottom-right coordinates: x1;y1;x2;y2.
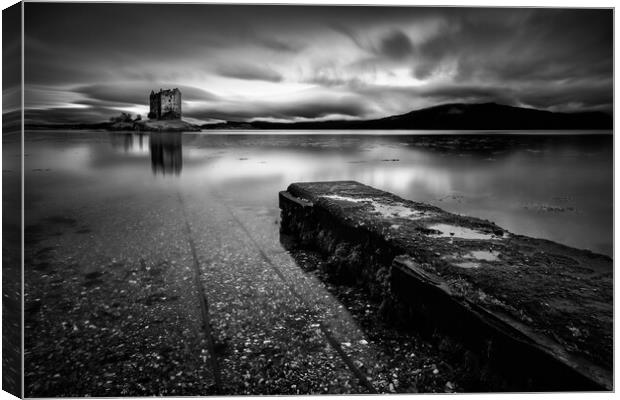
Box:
148;89;182;120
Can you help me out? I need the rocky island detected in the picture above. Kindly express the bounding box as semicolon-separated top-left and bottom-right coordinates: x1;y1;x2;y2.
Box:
108;88;200;132
108;115;200;132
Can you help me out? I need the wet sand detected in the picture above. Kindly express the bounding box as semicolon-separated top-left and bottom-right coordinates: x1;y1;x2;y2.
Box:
24;177;460;395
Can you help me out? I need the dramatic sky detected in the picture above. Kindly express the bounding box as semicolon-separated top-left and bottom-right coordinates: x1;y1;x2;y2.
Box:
22;3;612;124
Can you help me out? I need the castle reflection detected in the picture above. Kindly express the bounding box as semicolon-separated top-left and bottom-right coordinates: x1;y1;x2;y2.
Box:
149;133;183;176
109;132;183;176
109;132;148;154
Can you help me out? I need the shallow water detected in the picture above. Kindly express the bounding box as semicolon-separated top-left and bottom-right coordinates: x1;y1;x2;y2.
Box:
426;223;498;241
19;129;612;256
467;250;500;262
15;129;613;395
451;250;501;269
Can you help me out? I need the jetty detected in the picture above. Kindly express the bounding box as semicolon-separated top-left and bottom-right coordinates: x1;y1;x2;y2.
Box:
279;181;612;391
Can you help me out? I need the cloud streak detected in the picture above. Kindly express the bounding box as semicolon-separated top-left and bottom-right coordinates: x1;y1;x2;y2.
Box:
23;4;612;124
216;64;283;82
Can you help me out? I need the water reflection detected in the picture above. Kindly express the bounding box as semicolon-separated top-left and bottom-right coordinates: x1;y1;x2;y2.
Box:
87;131;613;256
149;133;183;176
108;132;184;176
109;132;149;154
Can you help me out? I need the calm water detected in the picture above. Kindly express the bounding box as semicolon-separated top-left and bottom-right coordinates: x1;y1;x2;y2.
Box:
21;130;613;256
13;129;614;395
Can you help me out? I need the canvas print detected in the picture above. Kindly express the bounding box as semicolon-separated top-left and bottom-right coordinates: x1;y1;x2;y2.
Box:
2;1;613;397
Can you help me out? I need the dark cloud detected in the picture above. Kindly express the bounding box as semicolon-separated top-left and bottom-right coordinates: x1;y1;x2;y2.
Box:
330;23;370;52
305;74;366;89
74;84;218;105
216;64;282;82
379;30;413;60
417;84;515;105
22;4;613;123
188;95;372;122
412;62;435;80
263;97;371;120
516;79;613;112
259;38;302;53
3;3;23;114
3;3;21;90
411;9;612;85
25;107;116;125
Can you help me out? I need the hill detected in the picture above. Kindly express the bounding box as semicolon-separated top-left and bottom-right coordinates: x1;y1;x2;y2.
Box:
204;103;612;130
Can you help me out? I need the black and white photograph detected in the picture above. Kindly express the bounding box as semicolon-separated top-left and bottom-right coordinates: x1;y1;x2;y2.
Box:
1;0;615;397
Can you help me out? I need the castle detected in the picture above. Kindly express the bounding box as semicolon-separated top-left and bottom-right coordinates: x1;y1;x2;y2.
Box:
148;88;182;120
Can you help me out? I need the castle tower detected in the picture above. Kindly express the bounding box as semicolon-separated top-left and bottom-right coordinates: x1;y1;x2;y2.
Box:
148;88;182;120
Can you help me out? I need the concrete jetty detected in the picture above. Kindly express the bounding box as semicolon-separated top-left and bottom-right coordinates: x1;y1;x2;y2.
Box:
279;181;612;391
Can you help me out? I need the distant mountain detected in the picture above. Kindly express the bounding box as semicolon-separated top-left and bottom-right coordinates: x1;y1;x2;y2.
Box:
204;103;612;130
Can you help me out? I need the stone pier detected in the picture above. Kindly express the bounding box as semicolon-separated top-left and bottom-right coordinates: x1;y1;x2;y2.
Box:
279;181;612;391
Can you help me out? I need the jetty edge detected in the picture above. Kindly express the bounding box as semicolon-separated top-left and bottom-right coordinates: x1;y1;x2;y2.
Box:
279;181;612;391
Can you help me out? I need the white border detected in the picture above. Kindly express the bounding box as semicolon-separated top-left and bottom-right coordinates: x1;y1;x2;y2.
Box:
0;1;616;400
